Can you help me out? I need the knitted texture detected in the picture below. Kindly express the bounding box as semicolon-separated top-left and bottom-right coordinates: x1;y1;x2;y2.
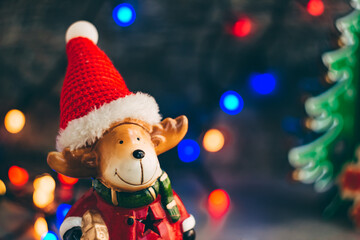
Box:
60;37;131;130
56;36;161;151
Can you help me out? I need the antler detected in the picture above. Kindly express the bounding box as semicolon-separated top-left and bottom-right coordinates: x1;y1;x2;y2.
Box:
151;115;188;155
47;147;98;178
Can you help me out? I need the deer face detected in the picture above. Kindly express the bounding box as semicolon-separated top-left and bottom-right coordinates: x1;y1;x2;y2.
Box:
96;124;162;191
47;116;188;192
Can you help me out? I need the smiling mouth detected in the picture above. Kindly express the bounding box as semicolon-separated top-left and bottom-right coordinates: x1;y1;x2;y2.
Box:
114;162;157;186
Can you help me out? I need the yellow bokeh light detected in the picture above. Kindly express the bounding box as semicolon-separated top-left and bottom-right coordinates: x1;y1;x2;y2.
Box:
34;217;48;236
4;109;25;134
33;175;56;208
203;129;225;152
0;180;6;195
33;190;54;208
33;175;56;192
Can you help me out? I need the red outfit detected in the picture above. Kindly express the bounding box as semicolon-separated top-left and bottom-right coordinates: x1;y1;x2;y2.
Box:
64;189;190;240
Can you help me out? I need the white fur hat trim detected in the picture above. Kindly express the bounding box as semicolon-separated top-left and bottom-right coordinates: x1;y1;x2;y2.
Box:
56;92;161;151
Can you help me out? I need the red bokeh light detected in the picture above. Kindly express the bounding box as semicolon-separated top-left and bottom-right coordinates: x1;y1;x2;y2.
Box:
208;189;230;218
8;166;29;187
58;173;78;186
233;17;252;37
307;0;324;16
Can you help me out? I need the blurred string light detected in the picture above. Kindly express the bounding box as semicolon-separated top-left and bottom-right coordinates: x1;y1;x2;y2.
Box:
0;180;6;195
8;166;29;187
41;231;58;240
33;175;56;208
203;129;225;153
307;0;324;16
232;17;252;37
58;173;78;186
177;139;200;162
4;109;25;134
56;203;71;228
208;189;230;218
112;3;136;27
34;217;48;237
250;73;276;95
220;90;244;115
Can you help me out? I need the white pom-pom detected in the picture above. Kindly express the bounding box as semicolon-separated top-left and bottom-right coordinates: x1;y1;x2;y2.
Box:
65;21;98;44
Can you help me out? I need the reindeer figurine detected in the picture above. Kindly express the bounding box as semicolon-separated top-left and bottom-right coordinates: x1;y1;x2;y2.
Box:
47;21;195;240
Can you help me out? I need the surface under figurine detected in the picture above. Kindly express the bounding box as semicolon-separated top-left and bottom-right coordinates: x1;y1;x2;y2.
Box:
47;21;196;240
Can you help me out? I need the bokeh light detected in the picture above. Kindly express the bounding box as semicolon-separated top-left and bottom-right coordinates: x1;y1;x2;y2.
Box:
177;139;200;162
0;180;6;195
33;191;54;208
250;73;276;95
307;0;324;16
56;203;71;228
208;189;230;218
8;166;29;187
41;231;58;240
112;3;136;27
220;90;244;115
34;175;56;192
203;129;225;152
33;175;56;208
34;217;48;237
4;109;25;134
233;17;252;37
58;173;78;186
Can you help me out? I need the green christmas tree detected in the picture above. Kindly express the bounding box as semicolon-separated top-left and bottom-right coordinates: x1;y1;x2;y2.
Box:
288;0;360;220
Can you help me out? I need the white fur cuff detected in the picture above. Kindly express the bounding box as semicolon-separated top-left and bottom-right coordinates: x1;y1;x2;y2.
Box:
59;216;82;239
182;214;196;233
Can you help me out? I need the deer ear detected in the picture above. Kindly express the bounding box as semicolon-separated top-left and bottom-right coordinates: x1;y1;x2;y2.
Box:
47;147;98;178
151;115;188;155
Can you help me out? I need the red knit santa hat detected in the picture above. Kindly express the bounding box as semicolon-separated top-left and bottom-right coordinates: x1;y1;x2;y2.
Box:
56;21;161;151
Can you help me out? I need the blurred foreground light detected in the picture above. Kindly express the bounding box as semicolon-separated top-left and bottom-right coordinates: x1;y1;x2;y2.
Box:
307;0;324;16
208;189;230;218
220;90;244;115
33;191;54;208
113;3;136;27
0;180;6;195
8;166;29;187
178;139;200;162
203;129;225;152
33;175;56;208
250;73;276;95
34;175;56;192
4;109;25;134
41;231;58;240
233;17;252;37
58;173;78;186
34;217;48;237
56;203;71;227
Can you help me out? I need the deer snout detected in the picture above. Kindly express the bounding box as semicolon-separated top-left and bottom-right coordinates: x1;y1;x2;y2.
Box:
133;149;145;159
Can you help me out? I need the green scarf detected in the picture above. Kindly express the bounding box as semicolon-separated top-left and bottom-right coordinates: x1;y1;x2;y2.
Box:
92;171;180;222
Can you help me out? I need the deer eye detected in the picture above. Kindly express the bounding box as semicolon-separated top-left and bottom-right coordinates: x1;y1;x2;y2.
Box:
119;140;124;144
137;138;140;141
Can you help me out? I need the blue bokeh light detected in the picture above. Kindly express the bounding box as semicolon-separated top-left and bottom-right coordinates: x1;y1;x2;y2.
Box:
250;73;276;95
112;3;136;27
220;90;244;115
56;203;71;228
41;231;58;240
177;139;200;162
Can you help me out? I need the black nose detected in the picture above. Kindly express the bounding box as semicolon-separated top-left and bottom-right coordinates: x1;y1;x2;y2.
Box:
133;149;145;159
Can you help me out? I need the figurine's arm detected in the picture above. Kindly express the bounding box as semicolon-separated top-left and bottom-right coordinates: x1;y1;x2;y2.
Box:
173;192;196;240
60;189;101;240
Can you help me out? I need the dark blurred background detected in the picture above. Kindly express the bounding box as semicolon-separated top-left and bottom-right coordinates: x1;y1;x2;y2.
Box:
0;0;359;239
